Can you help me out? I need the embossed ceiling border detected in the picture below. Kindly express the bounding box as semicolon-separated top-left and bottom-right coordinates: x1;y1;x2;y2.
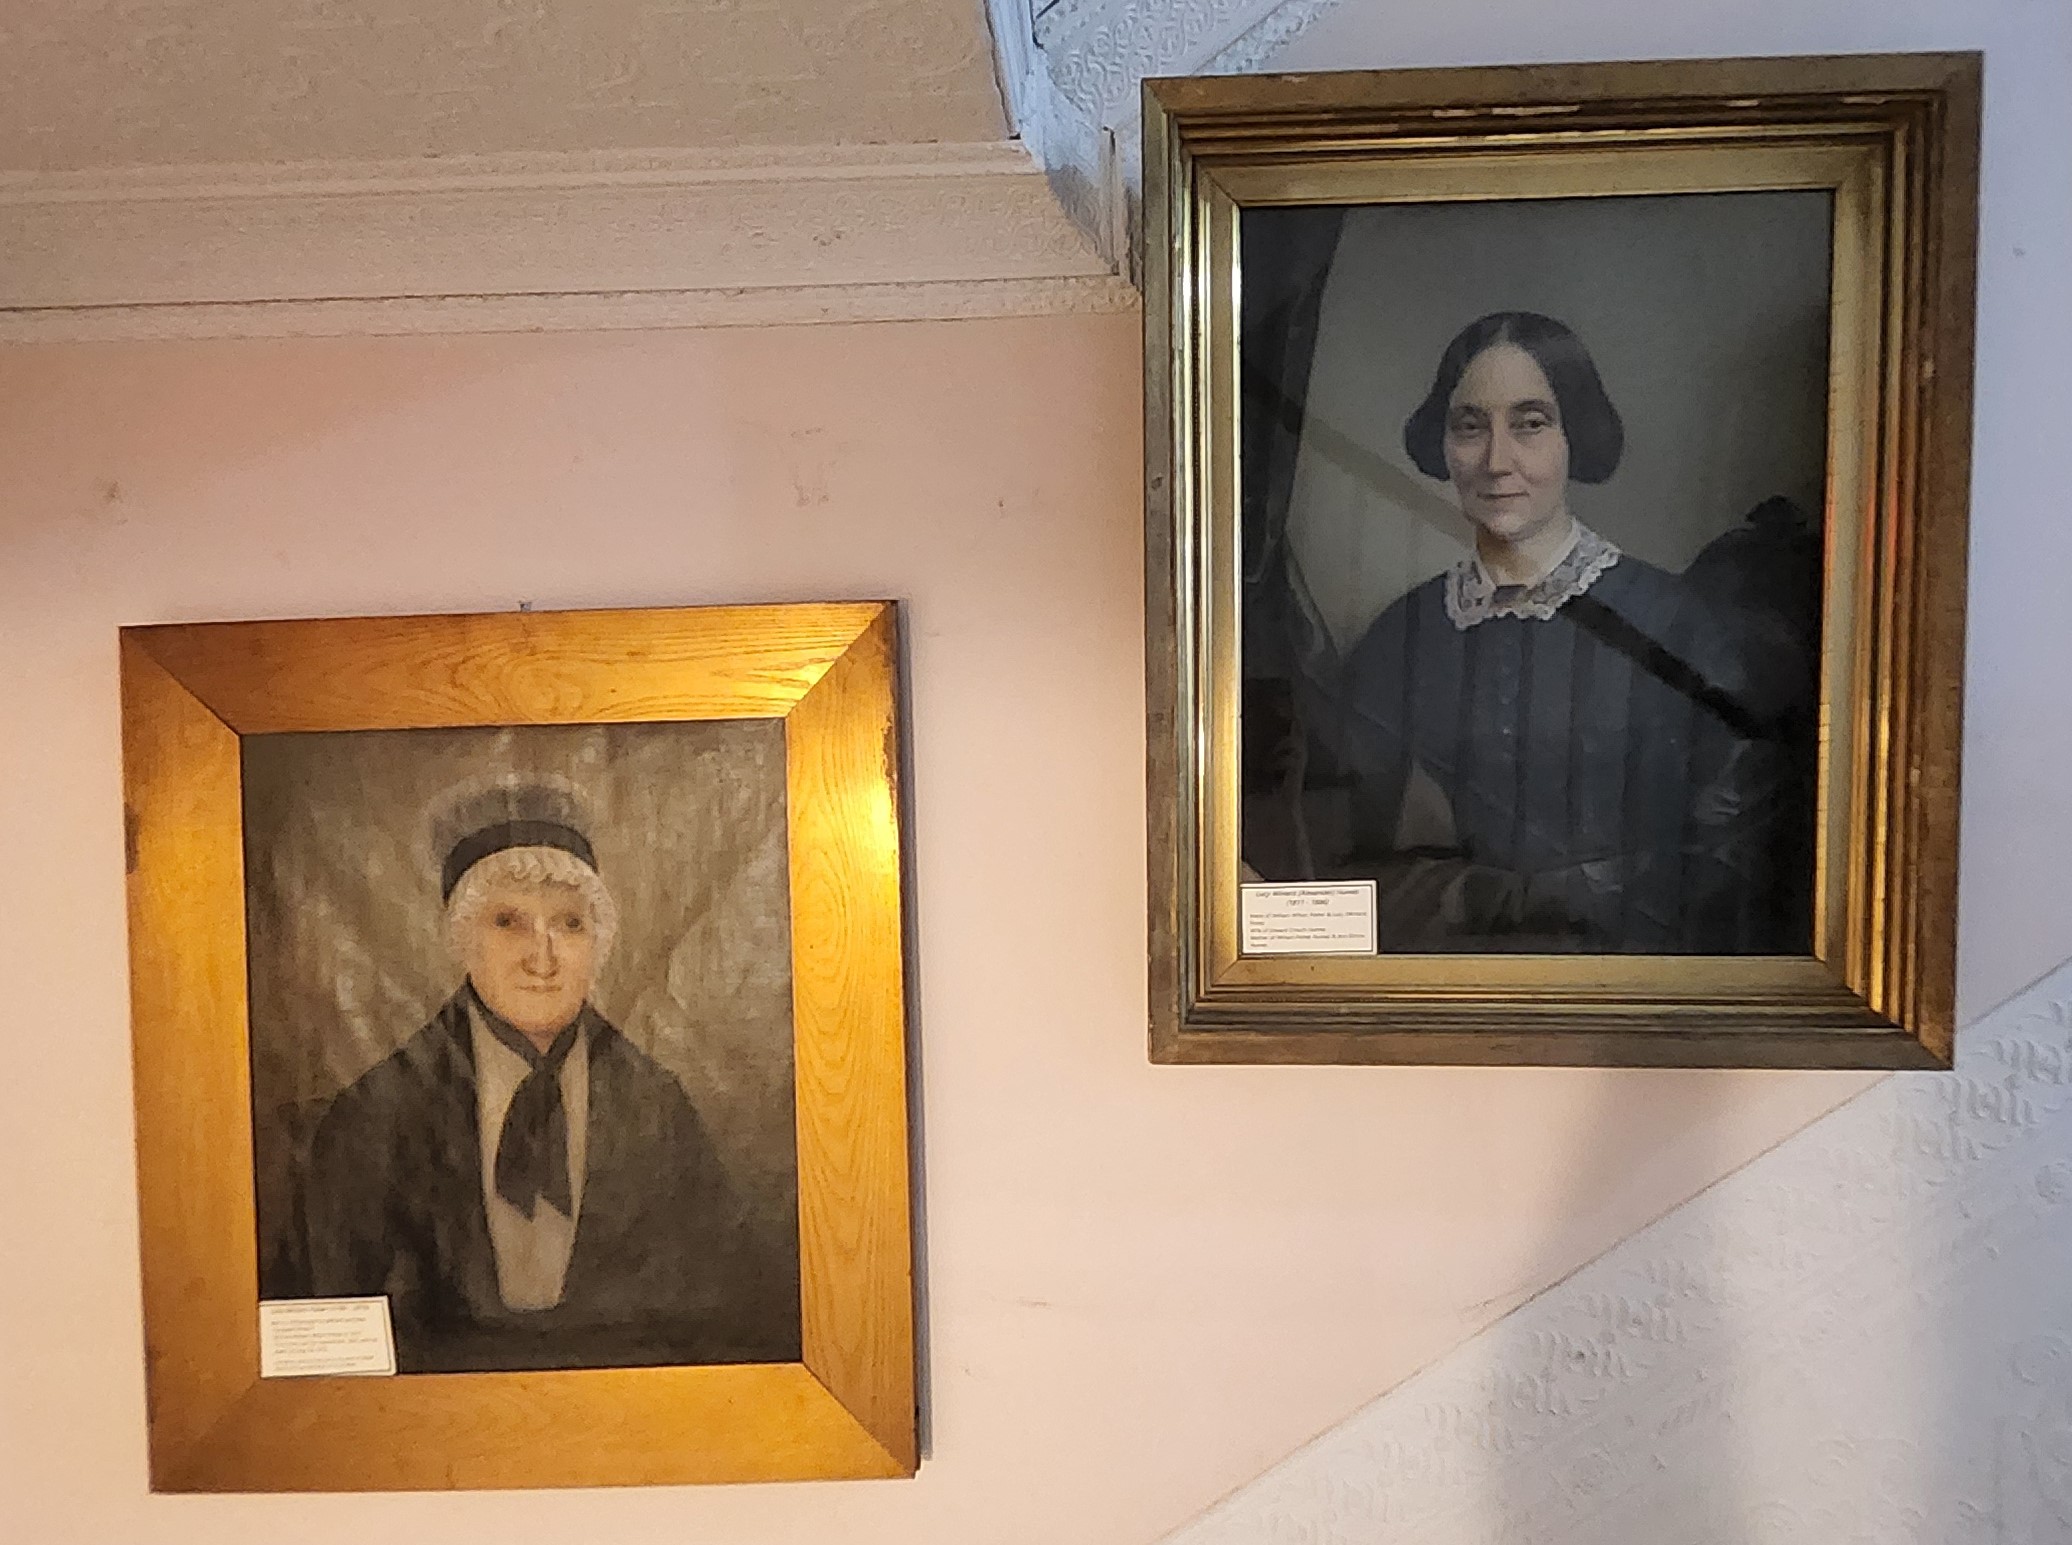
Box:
986;0;1349;268
0;142;1134;341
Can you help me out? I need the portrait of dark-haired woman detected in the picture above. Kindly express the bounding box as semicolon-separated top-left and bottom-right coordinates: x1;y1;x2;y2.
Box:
1322;310;1818;952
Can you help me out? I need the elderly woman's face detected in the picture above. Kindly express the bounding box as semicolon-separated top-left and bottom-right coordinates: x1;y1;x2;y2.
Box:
1442;343;1572;548
462;879;599;1042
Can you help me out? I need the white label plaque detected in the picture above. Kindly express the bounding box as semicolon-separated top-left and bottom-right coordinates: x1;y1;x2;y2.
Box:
1240;881;1379;956
258;1297;398;1378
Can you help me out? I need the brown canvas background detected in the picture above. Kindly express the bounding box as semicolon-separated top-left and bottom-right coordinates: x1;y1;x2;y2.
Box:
241;720;797;1289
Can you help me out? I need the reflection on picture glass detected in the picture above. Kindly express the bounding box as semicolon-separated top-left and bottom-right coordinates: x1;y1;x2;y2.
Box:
1239;192;1831;955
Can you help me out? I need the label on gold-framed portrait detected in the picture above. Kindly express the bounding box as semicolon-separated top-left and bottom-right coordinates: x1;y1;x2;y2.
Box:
1239;881;1378;956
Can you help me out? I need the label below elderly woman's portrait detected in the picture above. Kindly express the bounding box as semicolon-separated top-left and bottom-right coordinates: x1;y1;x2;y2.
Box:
257;1297;397;1378
1239;192;1831;957
241;721;802;1375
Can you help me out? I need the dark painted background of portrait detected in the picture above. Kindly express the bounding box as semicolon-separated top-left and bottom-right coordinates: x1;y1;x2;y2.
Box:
242;720;799;1317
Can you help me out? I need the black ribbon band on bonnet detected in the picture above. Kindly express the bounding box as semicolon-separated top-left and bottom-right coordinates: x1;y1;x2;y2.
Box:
441;819;597;901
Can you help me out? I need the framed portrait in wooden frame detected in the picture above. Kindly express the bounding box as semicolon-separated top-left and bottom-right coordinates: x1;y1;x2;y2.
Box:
1144;54;1979;1067
120;601;916;1490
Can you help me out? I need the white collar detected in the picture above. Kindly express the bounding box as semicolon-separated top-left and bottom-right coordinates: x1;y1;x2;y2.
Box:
1444;521;1621;630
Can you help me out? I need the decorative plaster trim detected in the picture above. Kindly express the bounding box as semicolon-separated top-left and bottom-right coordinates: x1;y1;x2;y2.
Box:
1163;958;2072;1543
1036;0;1291;118
1002;0;1351;270
985;0;1129;270
1200;0;1346;74
0;142;1123;339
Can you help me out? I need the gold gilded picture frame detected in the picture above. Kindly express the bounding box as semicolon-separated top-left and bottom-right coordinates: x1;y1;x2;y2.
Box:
121;602;916;1489
1145;55;1978;1067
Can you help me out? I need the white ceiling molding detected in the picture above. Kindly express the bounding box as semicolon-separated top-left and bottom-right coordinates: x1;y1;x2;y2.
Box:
985;0;1350;270
1163;956;2072;1543
0;141;1134;341
0;0;1341;339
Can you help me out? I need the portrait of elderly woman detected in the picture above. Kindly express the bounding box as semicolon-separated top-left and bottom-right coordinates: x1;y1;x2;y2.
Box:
248;724;801;1374
1240;194;1829;954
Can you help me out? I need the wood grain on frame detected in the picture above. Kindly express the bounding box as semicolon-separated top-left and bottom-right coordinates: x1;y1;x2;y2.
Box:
129;603;884;733
120;602;917;1490
121;637;261;1480
786;605;916;1471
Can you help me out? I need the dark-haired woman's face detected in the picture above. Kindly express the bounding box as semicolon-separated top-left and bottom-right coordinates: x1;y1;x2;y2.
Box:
1441;343;1572;548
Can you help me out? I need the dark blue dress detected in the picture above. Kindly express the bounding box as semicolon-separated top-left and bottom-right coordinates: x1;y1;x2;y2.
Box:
1331;539;1809;953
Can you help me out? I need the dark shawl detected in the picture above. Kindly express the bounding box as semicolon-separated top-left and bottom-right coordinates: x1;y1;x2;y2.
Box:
1333;554;1809;952
287;993;799;1372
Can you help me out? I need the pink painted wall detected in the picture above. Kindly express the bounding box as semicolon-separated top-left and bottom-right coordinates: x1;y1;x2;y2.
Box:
0;316;1879;1542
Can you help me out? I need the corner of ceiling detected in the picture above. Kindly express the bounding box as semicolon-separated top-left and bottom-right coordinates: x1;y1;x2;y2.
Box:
0;0;1344;340
986;0;1352;275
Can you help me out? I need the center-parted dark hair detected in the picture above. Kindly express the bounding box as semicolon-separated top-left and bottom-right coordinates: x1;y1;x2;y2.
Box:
1402;311;1625;485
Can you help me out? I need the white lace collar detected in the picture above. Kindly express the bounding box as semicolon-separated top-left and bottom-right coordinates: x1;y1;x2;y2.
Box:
1443;521;1621;630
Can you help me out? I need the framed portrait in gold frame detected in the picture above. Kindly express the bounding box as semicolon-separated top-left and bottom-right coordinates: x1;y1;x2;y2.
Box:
121;602;916;1489
1145;54;1978;1068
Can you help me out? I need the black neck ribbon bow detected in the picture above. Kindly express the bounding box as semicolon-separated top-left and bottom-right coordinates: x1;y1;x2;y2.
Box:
470;983;584;1220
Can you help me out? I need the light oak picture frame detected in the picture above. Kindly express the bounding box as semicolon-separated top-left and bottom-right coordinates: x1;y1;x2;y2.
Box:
1144;54;1979;1068
121;601;916;1490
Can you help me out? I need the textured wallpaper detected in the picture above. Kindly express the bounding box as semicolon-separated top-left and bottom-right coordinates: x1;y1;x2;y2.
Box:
1164;959;2072;1543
